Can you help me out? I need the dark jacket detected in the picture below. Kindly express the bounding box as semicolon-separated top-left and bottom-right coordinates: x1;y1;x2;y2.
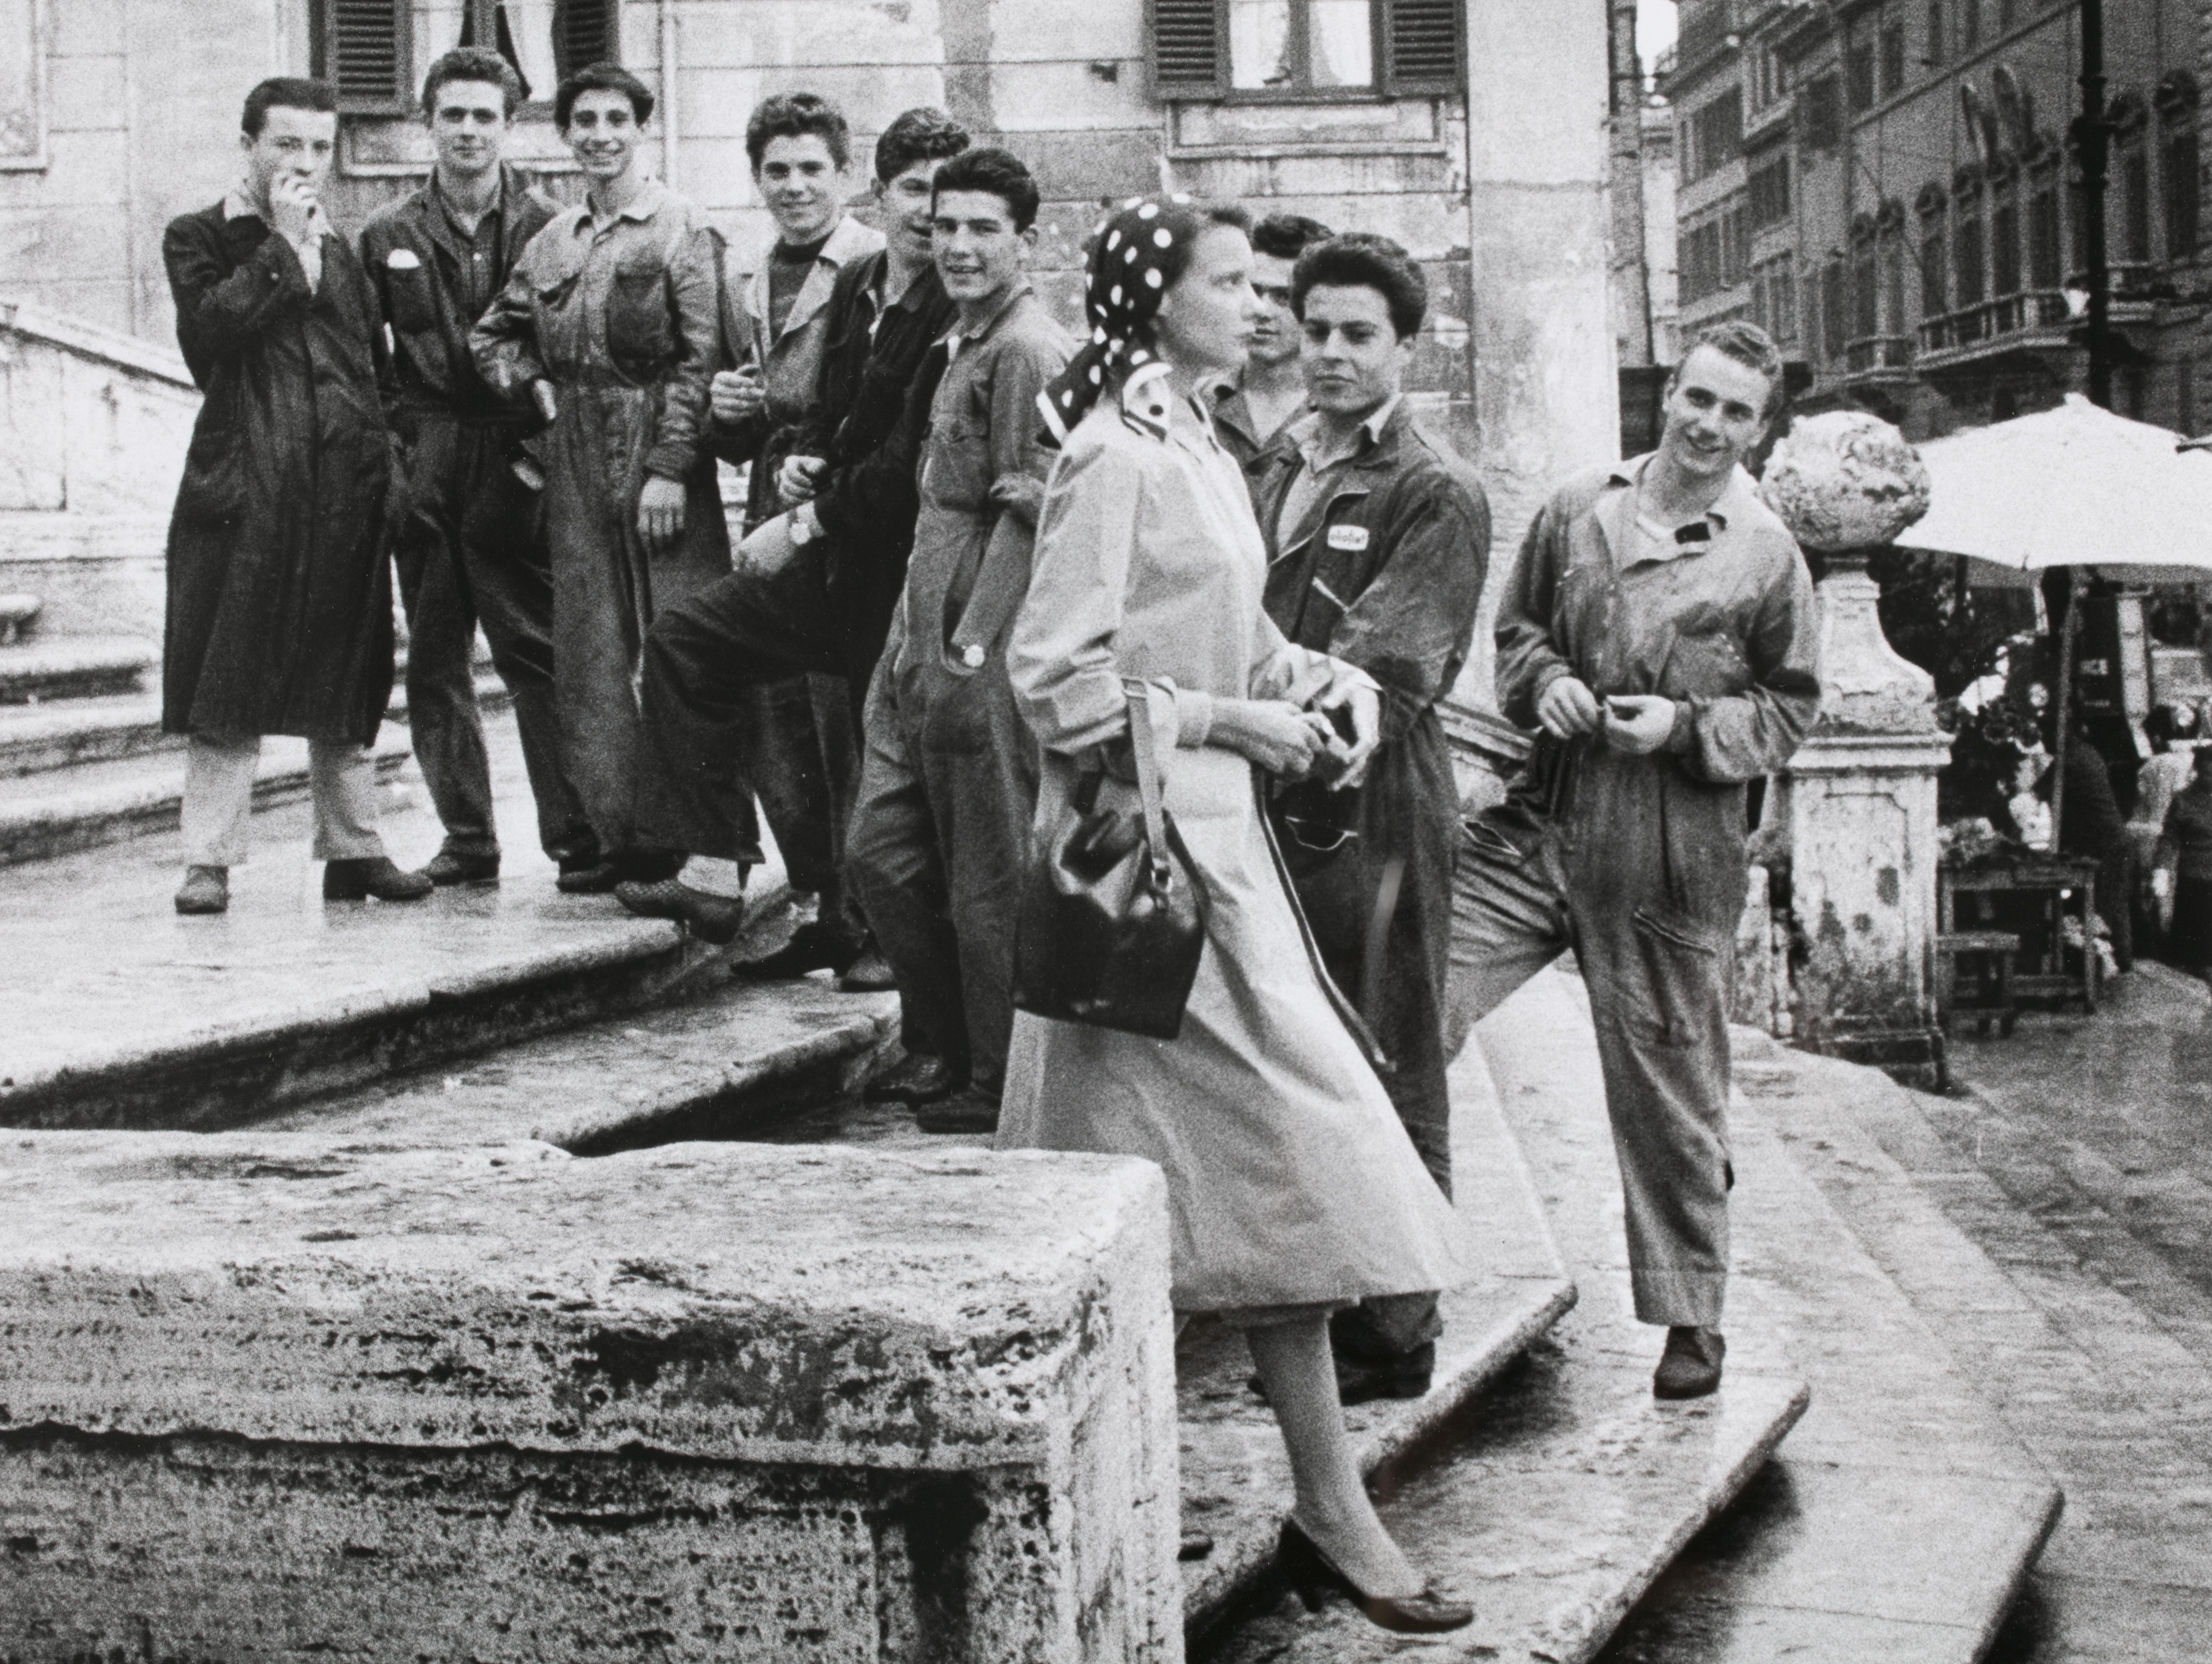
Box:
358;165;560;426
161;202;394;745
1248;399;1491;1145
784;250;957;678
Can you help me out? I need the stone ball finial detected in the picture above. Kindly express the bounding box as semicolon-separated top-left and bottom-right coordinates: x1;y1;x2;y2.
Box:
1757;410;1931;553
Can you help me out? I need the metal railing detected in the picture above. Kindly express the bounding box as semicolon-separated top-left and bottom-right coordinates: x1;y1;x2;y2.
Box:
1915;290;2073;354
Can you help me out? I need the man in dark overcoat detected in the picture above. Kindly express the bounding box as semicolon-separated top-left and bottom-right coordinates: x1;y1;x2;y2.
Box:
1248;233;1490;1403
165;77;429;916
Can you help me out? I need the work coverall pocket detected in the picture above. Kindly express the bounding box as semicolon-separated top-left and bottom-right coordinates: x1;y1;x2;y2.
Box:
1624;900;1727;1049
606;256;673;370
920;417;990;511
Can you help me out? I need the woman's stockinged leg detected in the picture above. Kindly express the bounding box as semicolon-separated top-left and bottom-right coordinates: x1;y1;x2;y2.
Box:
1244;1314;1425;1599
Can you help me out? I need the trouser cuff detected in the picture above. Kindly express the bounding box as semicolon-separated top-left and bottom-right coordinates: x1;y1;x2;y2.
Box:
1630;1265;1727;1329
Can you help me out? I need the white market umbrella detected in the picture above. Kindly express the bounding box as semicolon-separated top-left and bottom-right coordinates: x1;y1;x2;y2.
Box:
1893;393;2212;855
1896;392;2212;572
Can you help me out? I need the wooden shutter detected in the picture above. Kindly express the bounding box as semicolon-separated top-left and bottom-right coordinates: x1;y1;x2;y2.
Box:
1149;0;1227;100
1382;0;1462;96
318;0;409;111
554;0;620;79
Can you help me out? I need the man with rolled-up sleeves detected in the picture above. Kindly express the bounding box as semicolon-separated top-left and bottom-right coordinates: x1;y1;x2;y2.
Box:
1446;321;1822;1401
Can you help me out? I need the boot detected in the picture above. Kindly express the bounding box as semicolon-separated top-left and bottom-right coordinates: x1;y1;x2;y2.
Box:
424;846;501;886
174;865;229;916
1653;1325;1727;1399
322;857;435;903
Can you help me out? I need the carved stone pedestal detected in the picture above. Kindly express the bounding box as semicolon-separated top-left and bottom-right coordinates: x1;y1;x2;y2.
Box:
1782;550;1953;1088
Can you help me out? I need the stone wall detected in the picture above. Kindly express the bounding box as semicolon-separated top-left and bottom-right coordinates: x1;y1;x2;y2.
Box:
0;1132;1182;1662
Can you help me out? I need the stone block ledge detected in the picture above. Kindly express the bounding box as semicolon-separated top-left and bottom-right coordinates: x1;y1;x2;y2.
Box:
0;1133;1183;1662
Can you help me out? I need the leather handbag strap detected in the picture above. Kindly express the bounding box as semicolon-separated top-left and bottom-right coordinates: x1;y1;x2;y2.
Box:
1121;677;1173;885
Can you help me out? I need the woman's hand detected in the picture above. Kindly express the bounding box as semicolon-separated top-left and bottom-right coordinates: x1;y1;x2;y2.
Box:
1213;699;1335;777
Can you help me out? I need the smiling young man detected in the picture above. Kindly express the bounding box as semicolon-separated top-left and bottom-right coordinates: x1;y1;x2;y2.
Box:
1246;233;1491;1404
469;62;729;902
1212;211;1333;470
678;93;886;966
624;109;967;978
359;48;591;891
1446;321;1822;1401
163;78;430;916
845;146;1072;1133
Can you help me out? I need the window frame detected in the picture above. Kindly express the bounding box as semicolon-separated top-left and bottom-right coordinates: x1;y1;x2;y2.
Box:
1147;0;1464;104
313;0;619;120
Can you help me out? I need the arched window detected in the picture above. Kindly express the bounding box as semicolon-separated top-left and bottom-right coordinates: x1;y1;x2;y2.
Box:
2111;92;2153;265
2159;71;2201;258
1953;166;1986;310
1990;162;2022;296
1852;215;1881;349
1917;184;1950;322
2029;145;2063;288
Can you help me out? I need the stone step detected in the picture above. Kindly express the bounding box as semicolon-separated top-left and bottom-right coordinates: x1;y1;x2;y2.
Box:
0;634;155;703
0;729;415;866
0;592;39;643
0;659;510;783
1477;975;2058;1664
0;690;176;776
736;1025;1582;1643
1189;986;1811;1664
254;958;899;1156
0;708;829;1134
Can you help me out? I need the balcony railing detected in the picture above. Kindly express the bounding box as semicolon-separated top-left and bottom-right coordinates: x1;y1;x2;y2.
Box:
1916;290;2073;356
1844;334;1915;374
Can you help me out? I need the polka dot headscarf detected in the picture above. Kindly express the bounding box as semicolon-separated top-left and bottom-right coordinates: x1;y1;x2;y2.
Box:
1038;193;1202;447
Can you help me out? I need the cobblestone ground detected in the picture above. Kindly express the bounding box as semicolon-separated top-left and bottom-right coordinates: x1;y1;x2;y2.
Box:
1872;965;2212;1660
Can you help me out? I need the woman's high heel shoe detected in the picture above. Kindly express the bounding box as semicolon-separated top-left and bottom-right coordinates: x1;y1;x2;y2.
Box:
1277;1518;1473;1635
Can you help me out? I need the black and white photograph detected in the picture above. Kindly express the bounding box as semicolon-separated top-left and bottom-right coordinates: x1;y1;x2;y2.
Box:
0;0;2205;1657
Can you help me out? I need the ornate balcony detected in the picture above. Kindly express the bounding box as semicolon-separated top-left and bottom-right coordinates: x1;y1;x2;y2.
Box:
1843;334;1916;381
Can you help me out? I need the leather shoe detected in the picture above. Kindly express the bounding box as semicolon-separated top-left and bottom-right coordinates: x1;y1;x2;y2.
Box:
614;878;745;945
322;857;433;902
915;1087;999;1135
836;945;899;993
424;847;501;886
730;921;863;980
174;864;229;916
556;855;621;894
863;1053;961;1107
1653;1325;1726;1399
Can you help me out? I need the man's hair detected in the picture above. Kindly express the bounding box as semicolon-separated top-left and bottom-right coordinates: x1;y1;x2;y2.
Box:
1676;320;1788;419
1250;213;1334;263
241;77;336;139
1291;233;1428;339
746;92;852;173
874;106;969;185
930;146;1041;233
422;47;526;120
553;62;654;131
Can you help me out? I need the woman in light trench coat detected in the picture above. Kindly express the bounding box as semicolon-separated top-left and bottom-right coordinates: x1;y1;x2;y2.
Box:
998;197;1471;1635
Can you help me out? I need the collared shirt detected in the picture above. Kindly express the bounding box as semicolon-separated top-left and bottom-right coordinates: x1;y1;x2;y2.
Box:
433;176;504;317
223;183;328;292
1273;395;1402;556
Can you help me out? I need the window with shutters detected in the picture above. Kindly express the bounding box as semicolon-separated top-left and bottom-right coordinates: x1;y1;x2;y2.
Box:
314;0;619;116
1148;0;1462;101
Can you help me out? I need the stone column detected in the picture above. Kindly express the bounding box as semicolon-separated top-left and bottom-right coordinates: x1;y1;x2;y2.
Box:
1451;0;1618;801
1762;413;1948;1087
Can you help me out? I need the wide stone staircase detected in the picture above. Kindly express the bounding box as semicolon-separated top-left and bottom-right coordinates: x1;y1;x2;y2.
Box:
0;705;2071;1661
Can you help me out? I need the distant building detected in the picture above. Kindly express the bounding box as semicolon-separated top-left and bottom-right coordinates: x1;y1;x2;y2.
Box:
1664;0;2210;439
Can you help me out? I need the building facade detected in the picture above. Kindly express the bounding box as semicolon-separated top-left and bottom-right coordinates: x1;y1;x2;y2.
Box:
1665;0;2211;439
0;0;1623;738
